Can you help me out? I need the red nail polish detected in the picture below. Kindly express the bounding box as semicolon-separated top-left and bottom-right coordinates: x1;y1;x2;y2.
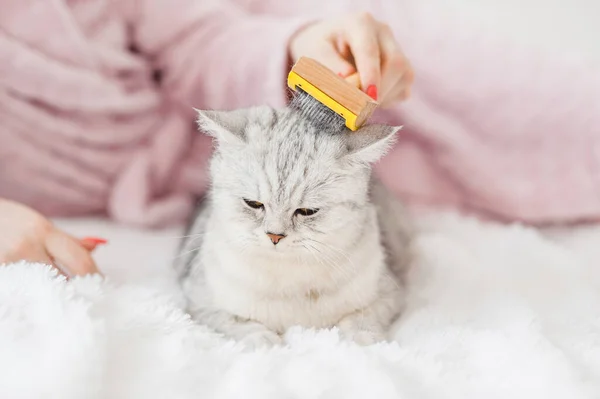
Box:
366;85;378;100
82;237;108;245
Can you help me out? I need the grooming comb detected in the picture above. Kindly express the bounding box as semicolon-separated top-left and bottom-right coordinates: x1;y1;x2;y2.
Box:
287;57;379;131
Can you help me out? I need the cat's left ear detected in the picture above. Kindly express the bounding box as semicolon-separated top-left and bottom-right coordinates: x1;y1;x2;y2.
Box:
195;108;249;145
344;124;402;164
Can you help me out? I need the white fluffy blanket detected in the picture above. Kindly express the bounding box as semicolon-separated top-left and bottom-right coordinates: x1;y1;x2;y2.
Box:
2;213;600;399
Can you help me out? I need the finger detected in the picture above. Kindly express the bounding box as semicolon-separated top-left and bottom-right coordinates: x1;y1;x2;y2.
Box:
80;237;108;252
344;72;361;88
334;36;354;68
403;63;415;86
80;240;99;252
46;230;100;276
378;67;413;106
378;79;403;107
315;41;356;77
378;67;412;106
387;66;414;103
378;61;404;105
1;246;69;278
378;25;408;103
48;259;71;278
378;81;407;108
345;13;381;98
378;24;405;72
1;245;53;266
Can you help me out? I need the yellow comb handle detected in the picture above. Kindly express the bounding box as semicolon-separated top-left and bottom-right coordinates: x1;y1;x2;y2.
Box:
287;70;360;131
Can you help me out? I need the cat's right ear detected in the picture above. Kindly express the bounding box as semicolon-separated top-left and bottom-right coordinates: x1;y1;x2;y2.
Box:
343;124;402;164
195;108;248;145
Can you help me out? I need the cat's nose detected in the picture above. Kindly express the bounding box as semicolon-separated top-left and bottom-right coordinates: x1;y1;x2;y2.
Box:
266;232;286;245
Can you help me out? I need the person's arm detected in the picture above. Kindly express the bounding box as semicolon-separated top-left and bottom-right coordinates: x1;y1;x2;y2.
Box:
122;0;310;111
121;1;413;110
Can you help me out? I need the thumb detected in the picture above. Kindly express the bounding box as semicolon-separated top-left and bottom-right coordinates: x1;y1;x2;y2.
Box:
46;230;100;276
313;45;356;78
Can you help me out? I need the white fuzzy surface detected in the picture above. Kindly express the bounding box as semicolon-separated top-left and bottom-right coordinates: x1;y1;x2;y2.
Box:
2;213;600;398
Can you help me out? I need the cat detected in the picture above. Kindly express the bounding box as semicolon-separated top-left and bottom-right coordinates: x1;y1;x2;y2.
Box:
175;95;412;348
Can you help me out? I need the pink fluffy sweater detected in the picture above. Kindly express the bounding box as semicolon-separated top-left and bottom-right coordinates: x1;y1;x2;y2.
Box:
1;0;599;227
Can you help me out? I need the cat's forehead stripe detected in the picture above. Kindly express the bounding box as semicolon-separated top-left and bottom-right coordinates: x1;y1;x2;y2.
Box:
271;116;320;204
242;108;345;207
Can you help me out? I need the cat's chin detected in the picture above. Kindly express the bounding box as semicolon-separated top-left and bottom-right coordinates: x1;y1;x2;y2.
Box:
257;245;297;256
246;242;306;259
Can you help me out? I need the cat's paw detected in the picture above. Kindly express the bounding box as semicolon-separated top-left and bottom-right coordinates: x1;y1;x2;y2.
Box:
238;329;282;350
343;328;386;346
337;317;386;346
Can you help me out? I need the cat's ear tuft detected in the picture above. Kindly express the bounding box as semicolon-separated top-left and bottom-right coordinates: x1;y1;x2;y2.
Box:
195;108;248;145
344;124;402;164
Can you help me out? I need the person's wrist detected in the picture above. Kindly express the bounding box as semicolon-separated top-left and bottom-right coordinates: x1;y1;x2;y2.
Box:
287;20;319;65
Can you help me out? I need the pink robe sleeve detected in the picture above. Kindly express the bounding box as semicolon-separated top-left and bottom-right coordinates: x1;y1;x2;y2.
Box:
100;0;312;226
124;0;311;111
371;1;600;224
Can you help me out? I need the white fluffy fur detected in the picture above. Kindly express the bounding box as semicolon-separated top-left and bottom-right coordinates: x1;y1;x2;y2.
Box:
3;213;600;398
177;105;407;347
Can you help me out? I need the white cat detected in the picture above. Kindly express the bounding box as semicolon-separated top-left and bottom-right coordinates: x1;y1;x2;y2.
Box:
176;96;412;348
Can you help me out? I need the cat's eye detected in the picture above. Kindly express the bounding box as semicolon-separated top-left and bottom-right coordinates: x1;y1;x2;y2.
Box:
294;208;319;217
243;199;264;209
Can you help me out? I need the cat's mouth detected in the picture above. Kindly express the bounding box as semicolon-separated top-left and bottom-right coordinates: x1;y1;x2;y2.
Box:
256;238;304;255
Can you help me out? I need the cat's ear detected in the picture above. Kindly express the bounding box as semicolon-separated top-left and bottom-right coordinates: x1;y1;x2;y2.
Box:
344;124;402;164
195;108;249;145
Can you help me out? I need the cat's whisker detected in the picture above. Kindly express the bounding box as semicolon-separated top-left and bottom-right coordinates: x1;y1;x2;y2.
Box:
306;241;347;272
382;271;403;291
301;243;345;326
305;238;356;272
170;246;201;261
302;240;353;287
232;236;253;255
163;232;210;240
304;238;372;308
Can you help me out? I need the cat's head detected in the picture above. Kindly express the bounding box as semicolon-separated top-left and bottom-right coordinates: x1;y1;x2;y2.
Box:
196;104;400;256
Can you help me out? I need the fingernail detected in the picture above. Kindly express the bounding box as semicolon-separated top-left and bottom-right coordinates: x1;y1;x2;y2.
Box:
337;72;345;78
366;85;378;100
82;236;108;245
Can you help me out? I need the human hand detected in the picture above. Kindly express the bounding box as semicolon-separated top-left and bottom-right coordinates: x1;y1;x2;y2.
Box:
0;199;105;277
289;12;414;107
